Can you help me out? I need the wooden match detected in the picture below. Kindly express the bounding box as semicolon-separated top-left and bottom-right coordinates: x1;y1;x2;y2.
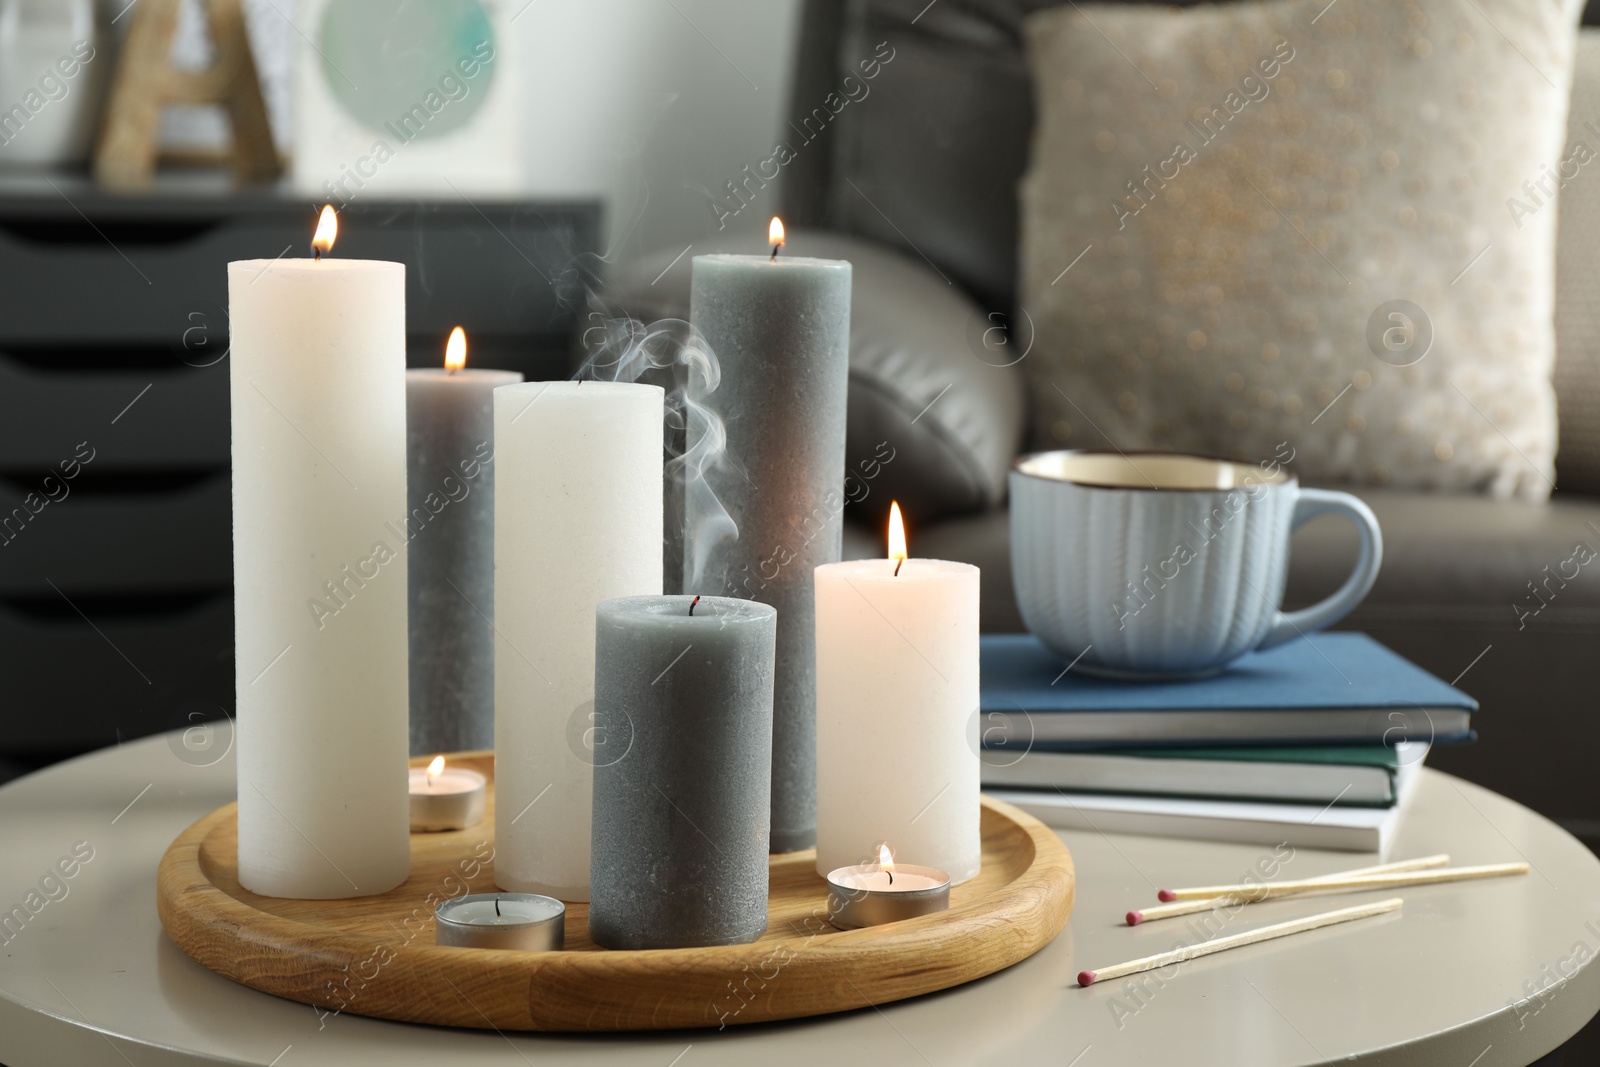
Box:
1129;853;1450;925
1080;897;1403;987
1157;861;1528;904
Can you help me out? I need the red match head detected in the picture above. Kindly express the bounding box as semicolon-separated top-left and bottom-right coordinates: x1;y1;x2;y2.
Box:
1125;909;1144;926
1157;889;1177;902
1077;970;1097;987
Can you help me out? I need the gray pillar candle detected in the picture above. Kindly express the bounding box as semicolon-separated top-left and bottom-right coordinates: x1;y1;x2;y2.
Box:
589;594;777;950
404;329;522;755
688;247;851;853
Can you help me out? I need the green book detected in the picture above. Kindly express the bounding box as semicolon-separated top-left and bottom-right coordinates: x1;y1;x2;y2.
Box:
980;742;1425;807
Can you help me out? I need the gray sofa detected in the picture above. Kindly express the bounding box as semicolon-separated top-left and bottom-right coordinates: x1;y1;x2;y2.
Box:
615;0;1600;851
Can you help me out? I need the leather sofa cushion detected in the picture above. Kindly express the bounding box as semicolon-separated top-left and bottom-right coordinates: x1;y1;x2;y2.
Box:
609;231;1026;525
819;0;1210;310
847;488;1600;635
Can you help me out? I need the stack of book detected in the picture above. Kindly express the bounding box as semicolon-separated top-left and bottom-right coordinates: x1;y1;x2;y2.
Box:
978;633;1476;850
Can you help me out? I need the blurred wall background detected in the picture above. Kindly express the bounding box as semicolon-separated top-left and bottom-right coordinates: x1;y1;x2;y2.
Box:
516;0;804;254
157;0;803;253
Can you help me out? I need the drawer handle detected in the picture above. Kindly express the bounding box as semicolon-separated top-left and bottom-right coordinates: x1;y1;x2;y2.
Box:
0;589;229;623
0;218;221;248
0;343;229;372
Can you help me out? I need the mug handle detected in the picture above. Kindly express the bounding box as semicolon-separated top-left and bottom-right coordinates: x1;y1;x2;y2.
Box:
1256;488;1383;651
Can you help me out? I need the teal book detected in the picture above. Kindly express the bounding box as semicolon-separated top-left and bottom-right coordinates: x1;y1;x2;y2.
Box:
980;742;1427;806
979;632;1476;750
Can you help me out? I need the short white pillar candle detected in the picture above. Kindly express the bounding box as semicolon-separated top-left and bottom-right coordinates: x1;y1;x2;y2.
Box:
814;504;981;884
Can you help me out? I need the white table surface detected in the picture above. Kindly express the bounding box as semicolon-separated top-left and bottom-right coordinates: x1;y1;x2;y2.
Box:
1;729;1598;1067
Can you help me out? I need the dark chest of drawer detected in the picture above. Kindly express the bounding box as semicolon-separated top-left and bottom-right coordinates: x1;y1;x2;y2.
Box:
0;176;601;763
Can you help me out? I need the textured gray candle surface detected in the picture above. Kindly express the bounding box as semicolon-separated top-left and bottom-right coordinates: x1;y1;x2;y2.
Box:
687;253;851;853
404;367;521;755
589;595;776;950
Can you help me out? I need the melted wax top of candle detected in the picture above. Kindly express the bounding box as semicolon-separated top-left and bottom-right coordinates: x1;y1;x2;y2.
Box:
833;870;946;893
407;768;485;796
439;897;564;926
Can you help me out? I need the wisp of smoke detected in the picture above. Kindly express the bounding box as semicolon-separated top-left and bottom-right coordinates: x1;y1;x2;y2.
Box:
572;309;738;594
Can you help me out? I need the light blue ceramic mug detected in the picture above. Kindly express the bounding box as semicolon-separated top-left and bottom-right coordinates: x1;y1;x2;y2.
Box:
1009;450;1382;679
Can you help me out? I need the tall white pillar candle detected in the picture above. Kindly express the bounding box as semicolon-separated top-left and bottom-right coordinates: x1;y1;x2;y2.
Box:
814;509;981;884
494;381;663;901
229;247;410;900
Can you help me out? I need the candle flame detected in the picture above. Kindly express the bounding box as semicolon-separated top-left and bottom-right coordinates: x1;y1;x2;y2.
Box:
769;216;786;248
445;326;467;372
312;205;338;256
426;755;445;782
878;842;895;875
888;501;908;564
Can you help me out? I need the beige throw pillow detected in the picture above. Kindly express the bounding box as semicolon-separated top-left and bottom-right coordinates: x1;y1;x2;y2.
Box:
1020;0;1581;500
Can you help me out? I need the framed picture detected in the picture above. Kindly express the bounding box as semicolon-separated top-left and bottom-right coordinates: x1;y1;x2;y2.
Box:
290;0;521;203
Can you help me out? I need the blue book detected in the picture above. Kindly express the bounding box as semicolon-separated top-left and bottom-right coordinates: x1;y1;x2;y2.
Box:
979;633;1476;749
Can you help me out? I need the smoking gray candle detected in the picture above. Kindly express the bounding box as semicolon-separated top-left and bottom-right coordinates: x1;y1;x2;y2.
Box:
589;594;777;949
403;330;521;755
687;249;851;853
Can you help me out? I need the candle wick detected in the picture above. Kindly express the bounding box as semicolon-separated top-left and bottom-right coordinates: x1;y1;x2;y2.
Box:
894;558;904;577
495;895;501;917
313;247;322;263
770;243;780;262
689;595;701;616
887;870;894;885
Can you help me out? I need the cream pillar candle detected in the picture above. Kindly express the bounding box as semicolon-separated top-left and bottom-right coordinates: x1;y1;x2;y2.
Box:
229;212;410;900
494;381;663;901
814;504;981;884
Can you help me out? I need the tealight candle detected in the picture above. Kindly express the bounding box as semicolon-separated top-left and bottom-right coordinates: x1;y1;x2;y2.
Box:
408;756;487;832
434;892;565;951
825;845;950;929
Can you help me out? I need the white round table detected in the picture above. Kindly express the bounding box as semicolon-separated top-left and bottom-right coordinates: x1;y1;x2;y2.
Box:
1;730;1597;1066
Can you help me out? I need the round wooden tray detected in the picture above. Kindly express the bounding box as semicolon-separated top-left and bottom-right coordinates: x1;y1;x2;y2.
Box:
157;753;1076;1031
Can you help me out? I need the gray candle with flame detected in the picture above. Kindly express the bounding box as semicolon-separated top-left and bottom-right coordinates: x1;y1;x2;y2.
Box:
404;329;521;754
687;247;851;853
